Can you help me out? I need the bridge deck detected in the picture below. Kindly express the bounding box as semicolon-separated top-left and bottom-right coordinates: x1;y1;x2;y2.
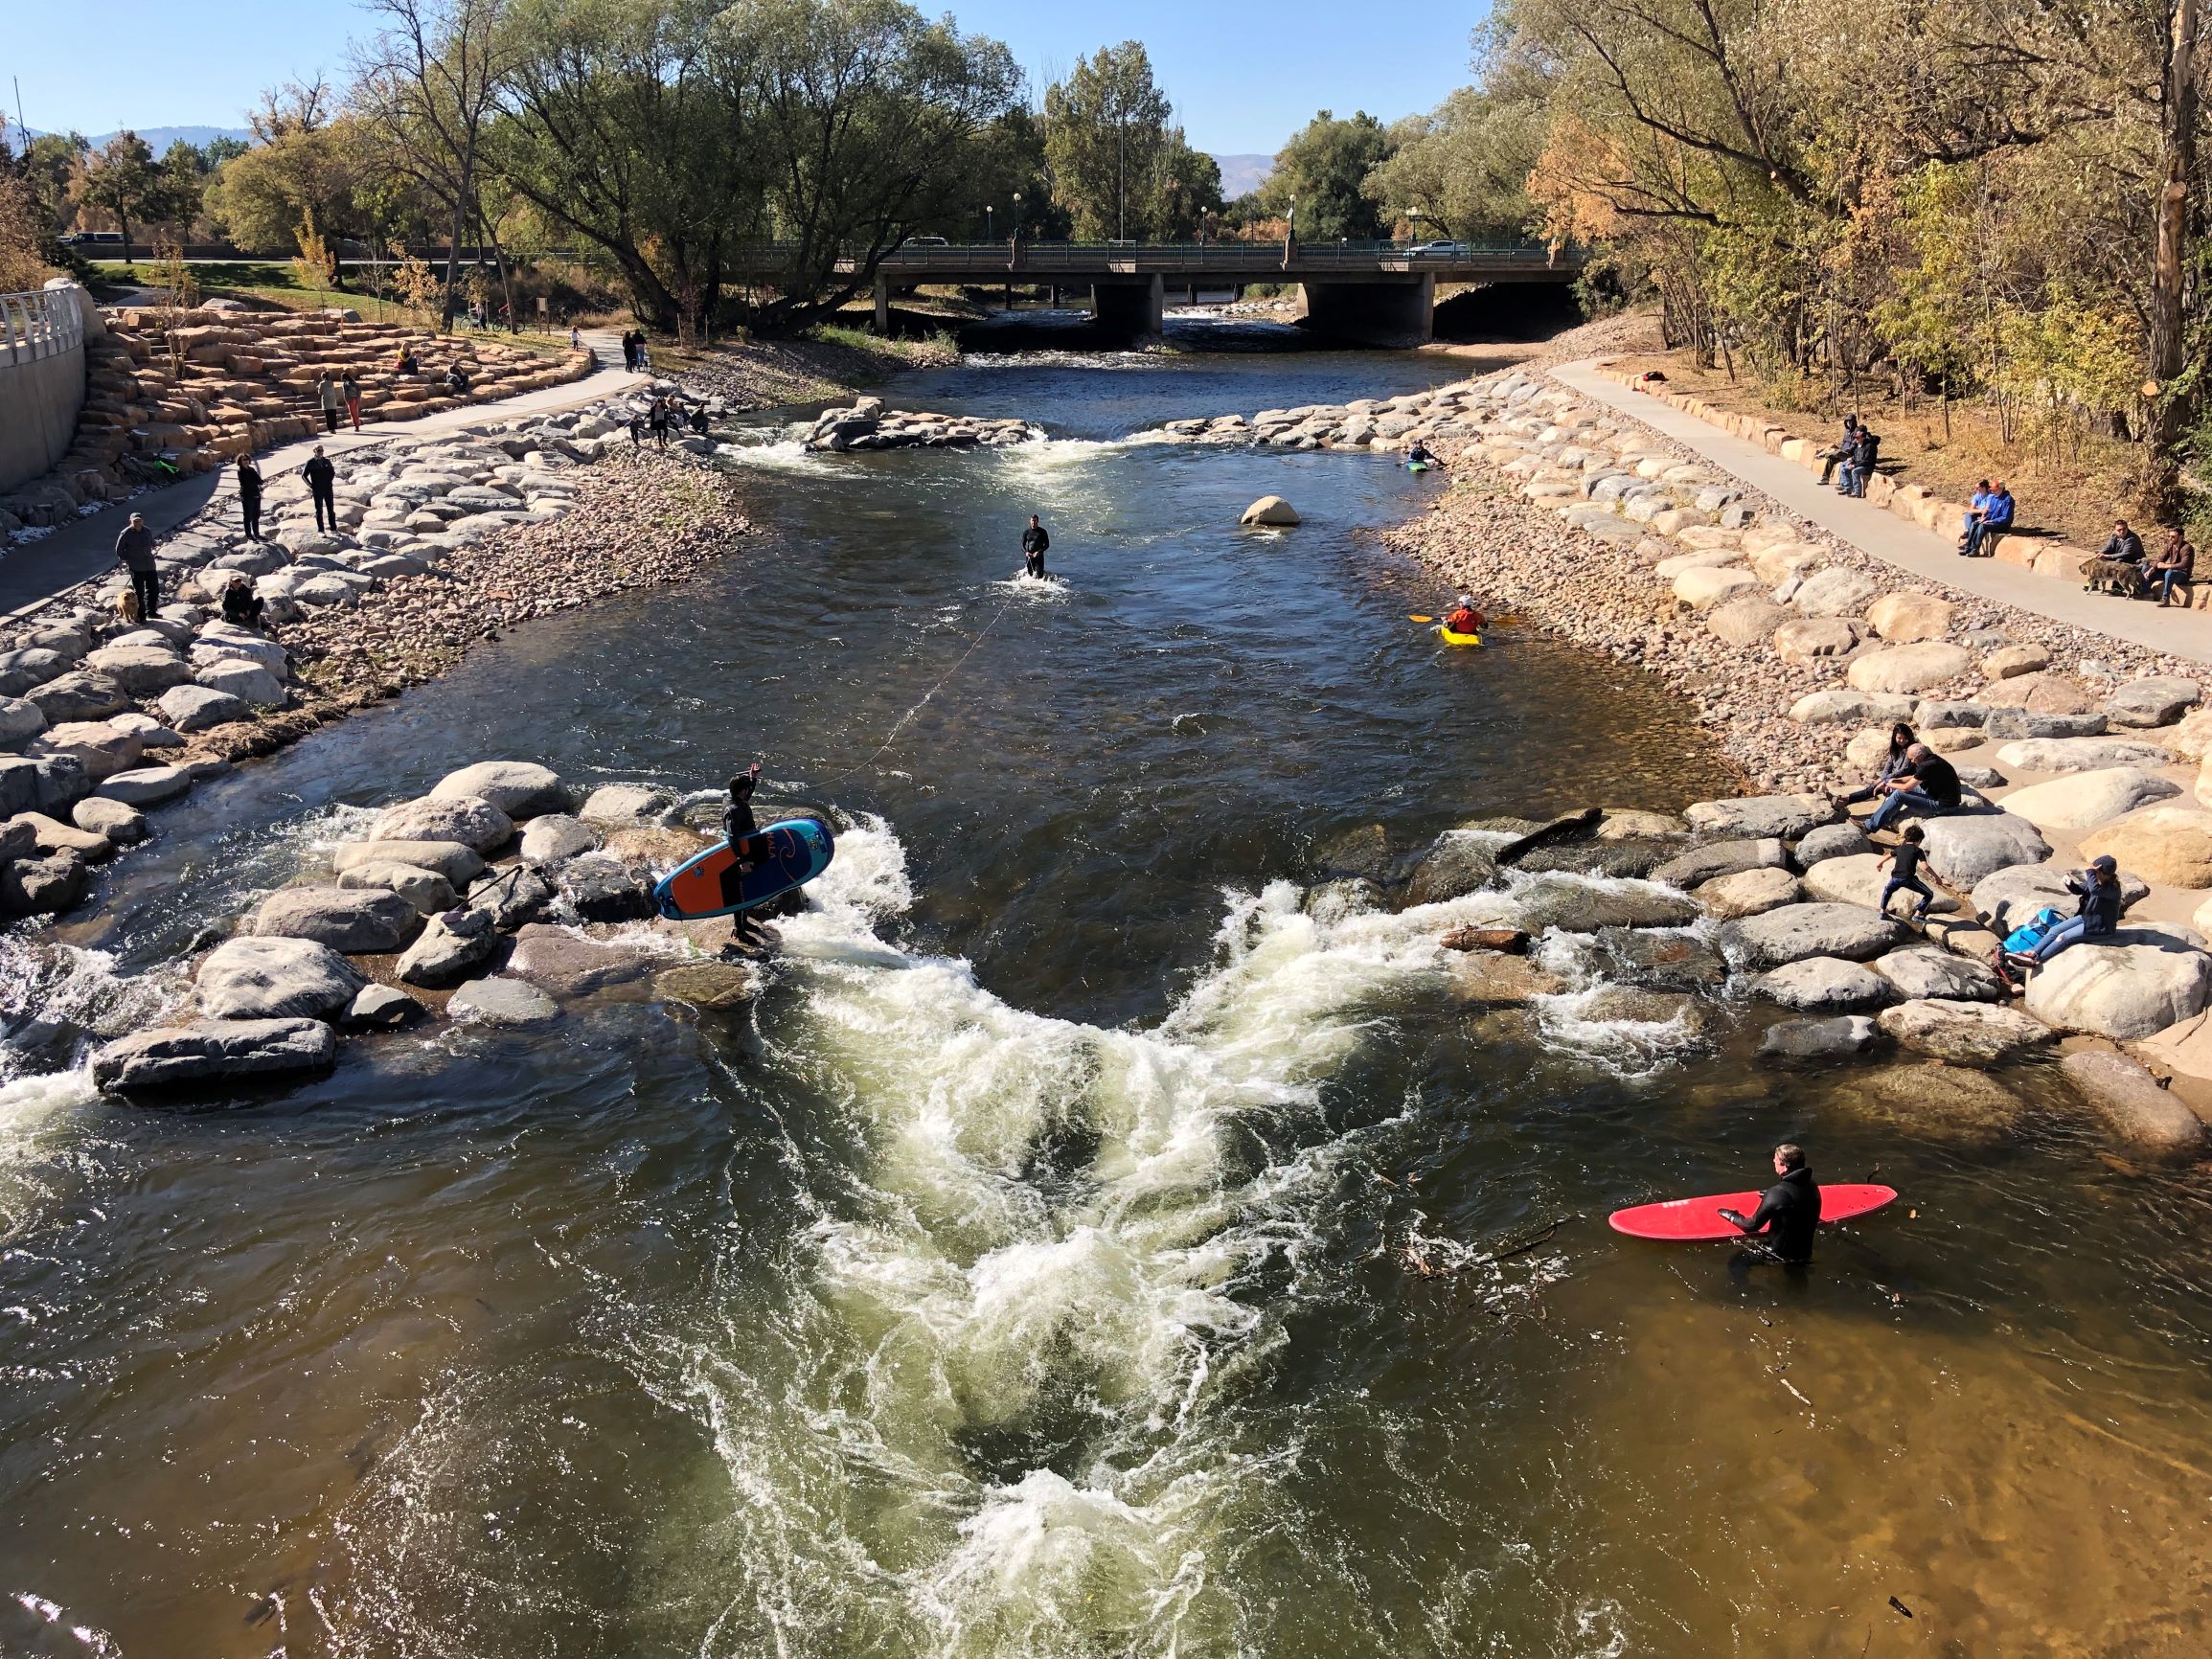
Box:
798;241;1576;285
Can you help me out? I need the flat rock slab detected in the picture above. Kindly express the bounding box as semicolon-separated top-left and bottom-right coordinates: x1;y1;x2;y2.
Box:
430;761;570;818
579;784;674;827
250;885;423;953
337;859;458;915
371;794;514;852
1790;689;1916;726
1795;822;1874;864
1827;1063;2031;1146
2080;805;2212;888
520;813;597;866
1692;866;1800;920
1720;902;1910;969
1651;837;1786;889
333;838;485;885
2105;675;2201;728
2060;1049;2206;1158
1758;1014;1883;1060
1996;766;2179;831
1876;998;2053;1064
1515;875;1700;933
2024;929;2212;1039
1753;956;1892;1011
1872;946;2004;1003
1980;708;2108;739
1684;793;1838;840
504;923;657;996
448;976;560;1025
1919;812;2049;887
198;936;366;1019
98;766;192;808
1846;642;1974;694
91;1017;336;1095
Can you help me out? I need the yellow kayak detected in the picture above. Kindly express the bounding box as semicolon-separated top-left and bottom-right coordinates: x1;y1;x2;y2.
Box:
1437;625;1483;648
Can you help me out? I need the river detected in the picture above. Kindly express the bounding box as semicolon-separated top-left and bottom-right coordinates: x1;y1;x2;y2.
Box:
2;327;2210;1657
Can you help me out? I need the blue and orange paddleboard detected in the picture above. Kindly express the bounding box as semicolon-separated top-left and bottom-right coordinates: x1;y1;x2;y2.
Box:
652;817;835;920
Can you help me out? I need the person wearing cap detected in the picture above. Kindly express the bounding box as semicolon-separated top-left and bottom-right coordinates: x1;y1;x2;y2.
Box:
1445;595;1485;635
113;511;159;622
2000;856;2124;981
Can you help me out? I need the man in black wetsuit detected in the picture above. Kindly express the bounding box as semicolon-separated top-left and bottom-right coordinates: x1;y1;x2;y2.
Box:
1021;514;1049;578
719;763;771;951
1718;1144;1821;1264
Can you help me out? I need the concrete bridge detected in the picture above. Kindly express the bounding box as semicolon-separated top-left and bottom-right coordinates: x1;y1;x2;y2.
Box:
841;240;1580;345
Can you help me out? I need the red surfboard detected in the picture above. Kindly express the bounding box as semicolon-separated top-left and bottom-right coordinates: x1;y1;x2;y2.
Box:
1608;1183;1898;1241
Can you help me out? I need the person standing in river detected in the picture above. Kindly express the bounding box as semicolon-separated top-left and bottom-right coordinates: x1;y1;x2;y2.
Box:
1021;514;1050;578
719;763;772;952
236;453;263;542
1718;1144;1821;1265
113;512;160;623
304;444;338;534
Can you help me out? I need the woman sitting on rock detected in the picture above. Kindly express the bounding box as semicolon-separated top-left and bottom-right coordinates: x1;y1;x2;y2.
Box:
1996;856;2123;988
1838;722;1915;807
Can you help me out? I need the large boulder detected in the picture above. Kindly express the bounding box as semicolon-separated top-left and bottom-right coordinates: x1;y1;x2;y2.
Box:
2024;928;2212;1037
1684;794;1838;840
83;644;192;695
2059;1050;2207;1159
0;696;46;746
1995;766;2180;831
1981;644;2051;680
1980;708;2108;739
332;838;485;885
552;852;658;924
345;985;427;1029
157;684;250;732
1692;866;1800;919
518;813;597;866
1513;884;1699;938
1;852;85;916
1863;592;1956;643
1973;862;2148;936
90;1018;336;1095
1650;837;1786;888
1993;736;2173;773
1771;617;1861;665
467;866;557;931
1799;852;1907;912
1239;495;1300;527
1918;812;2049;887
1871;946;2004;1003
2104;675;2201;729
72;795;146;845
1828;1063;2029;1146
578;784;674;827
192;658;285;707
429;761;570;818
26;670;130;723
197;936;366;1019
1758;1014;1884;1060
336;859;457;915
1719;902;1910;968
1790;689;1916;727
249;885;423;953
1672;565;1760;609
1845;643;1974;694
2080;805;2212;888
504;923;656;996
1753;956;1892;1011
395;907;501;988
1982;671;2101;715
2168;706;2212;760
1793;567;1881;617
1796;821;1875;864
1402;831;1500;906
369;793;514;853
1705;597;1792;647
448;976;560;1025
34;720;143;782
97;765;193;808
1876;998;2054;1064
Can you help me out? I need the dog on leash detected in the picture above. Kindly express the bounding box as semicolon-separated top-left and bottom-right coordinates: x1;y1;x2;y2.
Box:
113;586;142;626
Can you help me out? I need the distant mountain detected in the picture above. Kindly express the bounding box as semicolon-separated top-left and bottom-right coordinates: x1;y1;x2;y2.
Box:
8;124;253;154
1211;153;1275;200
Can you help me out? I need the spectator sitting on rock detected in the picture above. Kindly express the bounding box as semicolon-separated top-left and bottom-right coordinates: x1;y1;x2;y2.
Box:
394;346;420;375
1997;856;2123;988
2148;528;2196;607
1836;424;1879;497
221;573;269;633
2083;518;2146;596
1837;721;1916;807
1958;480;1992;554
1863;742;1963;832
1974;481;2017;556
1818;415;1860;486
445;362;470;396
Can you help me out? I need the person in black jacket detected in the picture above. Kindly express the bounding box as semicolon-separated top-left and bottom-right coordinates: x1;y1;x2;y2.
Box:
2000;856;2124;981
718;763;772;950
113;512;159;623
1719;1145;1821;1264
1863;743;1962;832
1021;514;1050;578
1817;415;1859;485
236;454;263;541
303;445;338;533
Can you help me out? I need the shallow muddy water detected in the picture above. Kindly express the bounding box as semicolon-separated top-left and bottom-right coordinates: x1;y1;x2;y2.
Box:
2;340;2209;1658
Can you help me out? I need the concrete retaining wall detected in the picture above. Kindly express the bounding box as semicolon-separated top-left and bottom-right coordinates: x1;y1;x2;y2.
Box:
0;286;90;493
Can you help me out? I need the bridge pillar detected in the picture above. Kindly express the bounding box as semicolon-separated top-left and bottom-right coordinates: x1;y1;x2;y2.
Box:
873;270;890;333
1091;274;1164;342
1297;273;1434;347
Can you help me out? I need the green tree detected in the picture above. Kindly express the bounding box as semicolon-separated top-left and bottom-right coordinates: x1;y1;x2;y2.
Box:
19;131;88;229
1259;109;1392;240
1363;68;1549;240
205;83;365;262
0;118;60;290
1042;41;1173;239
78;131;183;263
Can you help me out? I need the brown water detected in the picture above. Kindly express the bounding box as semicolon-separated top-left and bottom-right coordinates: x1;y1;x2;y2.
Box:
1;342;2209;1657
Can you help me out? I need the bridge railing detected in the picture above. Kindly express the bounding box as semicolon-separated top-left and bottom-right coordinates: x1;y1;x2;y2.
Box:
867;239;1562;271
0;287;84;370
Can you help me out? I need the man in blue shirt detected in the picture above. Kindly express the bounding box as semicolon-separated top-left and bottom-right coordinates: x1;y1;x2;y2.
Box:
1978;483;2016;556
1959;480;1992;555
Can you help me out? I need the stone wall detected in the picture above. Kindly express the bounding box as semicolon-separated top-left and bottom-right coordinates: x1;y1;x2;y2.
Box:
0;284;92;493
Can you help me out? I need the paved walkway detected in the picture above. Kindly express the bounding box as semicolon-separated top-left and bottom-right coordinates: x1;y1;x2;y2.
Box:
0;328;645;622
1554;359;2212;665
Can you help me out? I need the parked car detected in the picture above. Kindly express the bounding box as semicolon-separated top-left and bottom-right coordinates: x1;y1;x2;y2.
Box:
1407;239;1469;257
62;231;125;247
903;235;949;247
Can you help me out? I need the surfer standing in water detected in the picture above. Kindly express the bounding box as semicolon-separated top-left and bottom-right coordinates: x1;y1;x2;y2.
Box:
1021;514;1050;579
1717;1144;1821;1265
719;763;771;952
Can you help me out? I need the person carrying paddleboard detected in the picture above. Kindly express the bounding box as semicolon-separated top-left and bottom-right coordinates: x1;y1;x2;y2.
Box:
719;764;771;949
1716;1144;1821;1264
1021;515;1050;578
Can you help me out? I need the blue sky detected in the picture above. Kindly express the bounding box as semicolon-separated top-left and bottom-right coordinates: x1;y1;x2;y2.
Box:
4;0;1480;155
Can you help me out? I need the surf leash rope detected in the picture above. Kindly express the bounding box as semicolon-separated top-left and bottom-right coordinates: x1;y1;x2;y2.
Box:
822;595;1016;784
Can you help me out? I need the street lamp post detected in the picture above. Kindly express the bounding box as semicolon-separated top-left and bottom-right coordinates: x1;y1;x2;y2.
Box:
986;203;993;242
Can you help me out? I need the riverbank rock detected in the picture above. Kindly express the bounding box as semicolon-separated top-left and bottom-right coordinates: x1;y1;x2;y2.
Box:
1720;902;1910;968
1795;821;1874;864
2080;805;2212;888
2024;930;2212;1038
1684;794;1837;840
370;793;514;853
1772;618;1861;665
1754;957;1891;1010
1992;737;2170;773
198;936;366;1019
1973;863;2148;935
1919;812;2049;886
1693;866;1800;919
2104;676;2201;728
448;976;559;1025
250;885;423;953
1995;766;2180;831
158;684;249;732
98;765;192;808
1758;1014;1883;1059
1876;998;2053;1064
430;761;571;818
1516;875;1699;932
1865;593;1956;643
467;866;556;930
580;784;673;827
91;1017;336;1094
12;812;111;862
1650;837;1785;888
1846;643;1974;694
72;796;145;844
1;852;85;915
344;985;426;1029
1240;496;1300;527
1872;946;2004;1003
505;923;656;996
2060;1050;2207;1157
1449;952;1568;1006
395;908;500;988
520;813;596;866
333;838;485;885
337;859;457;915
1402;832;1499;905
555;853;656;923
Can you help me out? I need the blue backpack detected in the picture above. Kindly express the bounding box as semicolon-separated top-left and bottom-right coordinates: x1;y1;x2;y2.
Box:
2001;906;2063;954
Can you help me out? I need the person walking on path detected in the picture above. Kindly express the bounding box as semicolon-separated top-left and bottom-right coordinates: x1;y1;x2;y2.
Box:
316;374;342;434
113;512;159;623
1021;514;1050;578
1717;1146;1821;1265
236;454;264;542
341;371;362;432
304;444;338;534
